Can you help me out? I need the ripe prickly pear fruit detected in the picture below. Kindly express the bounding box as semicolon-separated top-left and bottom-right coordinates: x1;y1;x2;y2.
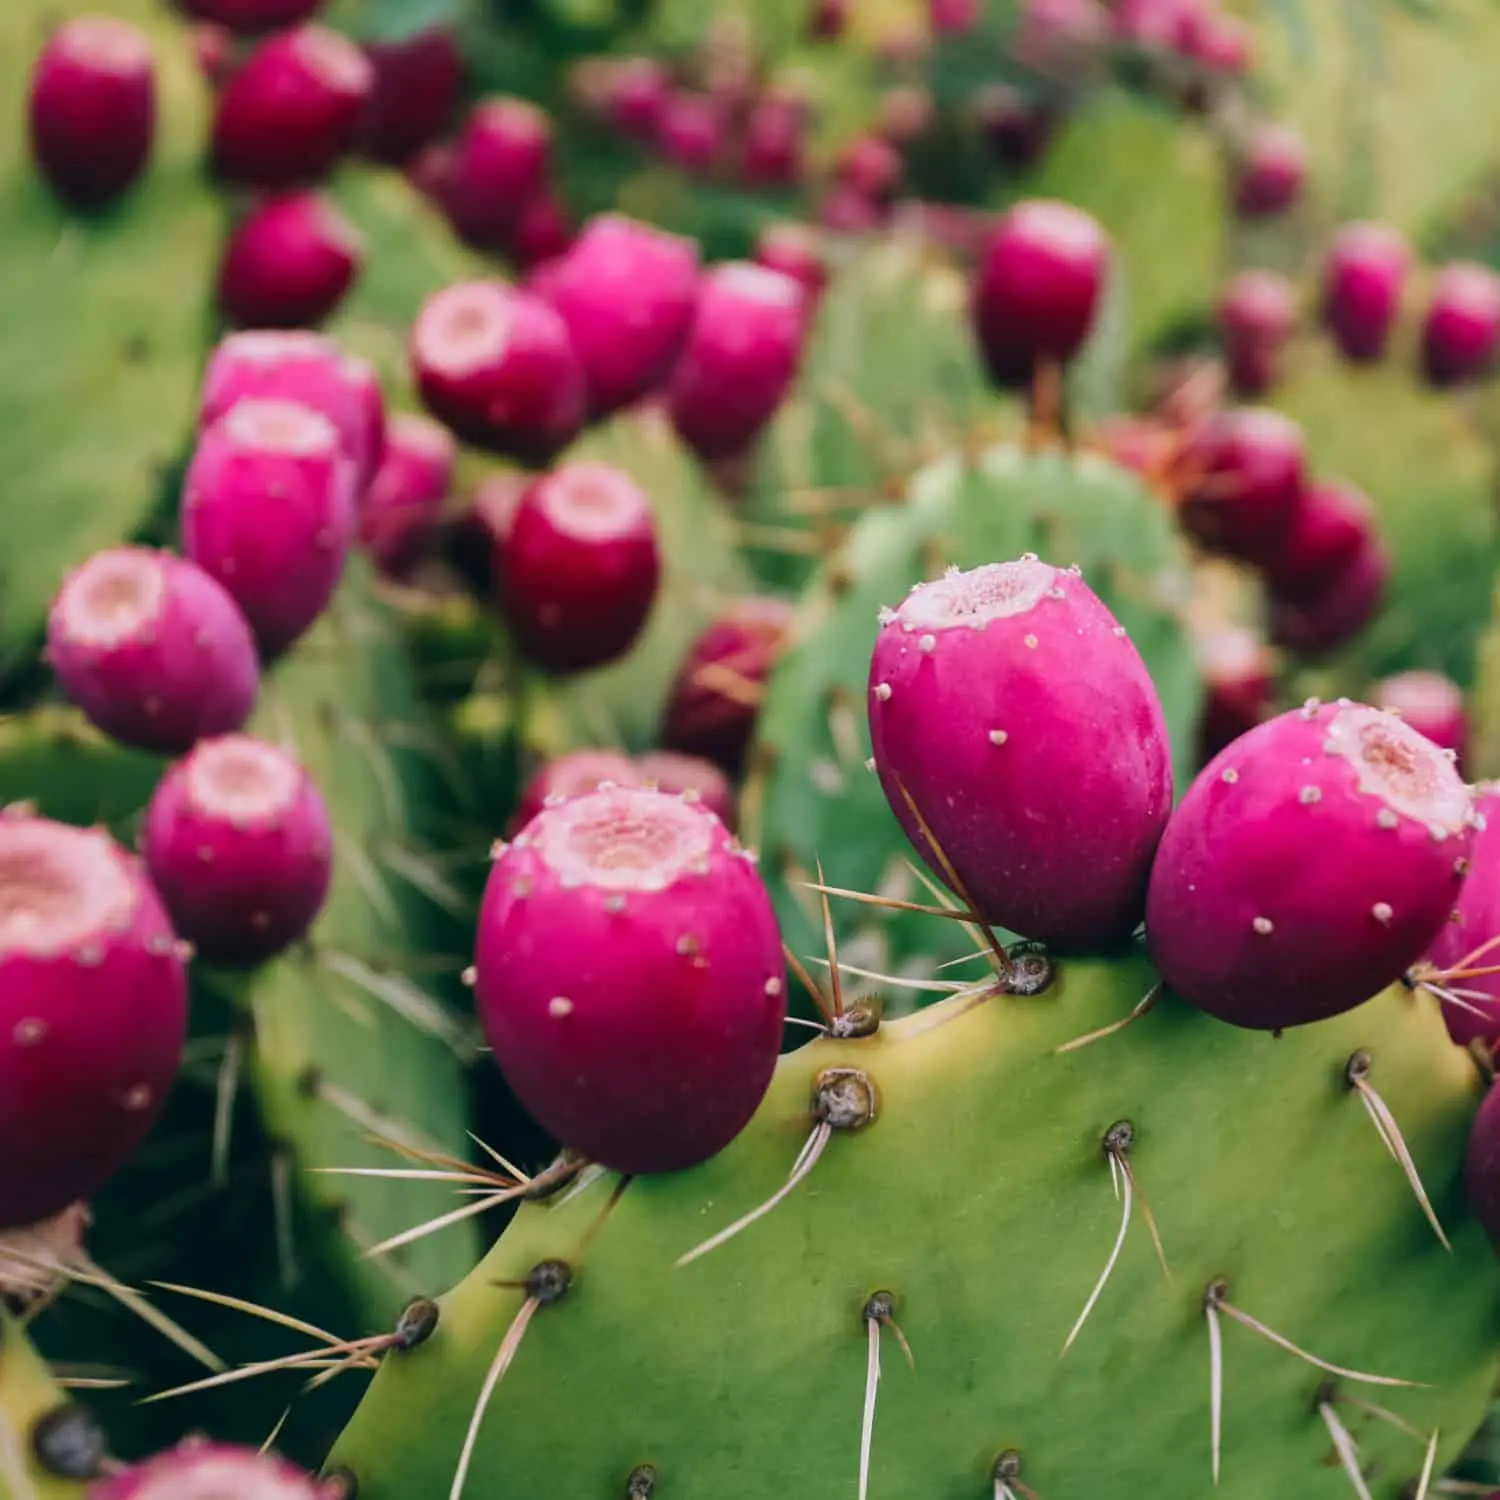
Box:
47;546;259;756
1217;268;1296;398
1147;700;1474;1030
604;56;671;141
1425;784;1500;1046
217;190;362;329
1012;0;1110;73
1321;222;1410;363
510;749;640;835
495;460;660;675
1260;476;1376;602
1195;624;1274;762
410;280;585;468
355;26;461;165
475;784;786;1174
656;91;726;176
1230;121;1306;218
179;0;323;30
359;412;454;579
1268;534;1388;658
972;198;1108;388
667;263;809;464
89;1439;331;1500
930;0;981;33
661;596;795;775
1177;406;1307;564
1465;1077;1500;1252
0;811;188;1231
530;214;701;420
634;750;736;829
1376;669;1467;769
28;15;155;210
835;134;904;205
143;734;333;968
182;398;357;659
444;97;553;253
753;221;828;304
868;557;1173;951
739;93;807;189
504;190;574;272
199;330;377;492
1421;261;1500;388
210;23;373;187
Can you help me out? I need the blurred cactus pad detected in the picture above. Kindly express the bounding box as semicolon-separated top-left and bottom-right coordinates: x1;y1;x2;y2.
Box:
10;2;1500;1500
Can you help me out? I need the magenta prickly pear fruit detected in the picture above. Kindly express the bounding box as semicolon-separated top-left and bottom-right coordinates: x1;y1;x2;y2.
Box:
1181;7;1252;74
868;557;1173;951
972;198;1108;388
1421;261;1500;388
739;93;807;188
662;597;795;775
1195;624;1274;763
90;1440;331;1500
143;734;333;968
819;184;885;234
1177;406;1307;563
0;811;188;1231
495;460;660;675
180;0;324;29
634;750;736;830
410;279;585;468
182;398;357;659
359;412;455;579
1320;221;1410;363
210;23;373;187
1260;475;1376;602
504;190;574;272
189;22;236;90
655;90;726;177
1217;268;1296;398
809;0;851;40
531;214;700;420
444;97;553;252
834;134;904;206
1011;0;1110;75
666;263;809;464
1376;669;1467;769
930;0;981;33
1425;784;1500;1046
604;56;672;141
355;26;461;165
1147;700;1475;1030
510;749;641;835
29;14;155;210
1268;534;1388;658
218;190;361;329
753;221;828;305
1465;1076;1500;1253
200;330;375;490
475;784;786;1175
47;546;259;755
1230;121;1306;218
975;84;1055;171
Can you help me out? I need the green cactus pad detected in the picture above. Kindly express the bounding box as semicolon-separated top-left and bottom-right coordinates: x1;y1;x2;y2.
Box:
327;961;1497;1500
1271;340;1500;689
0;0;221;686
0;1313;87;1500
745;441;1202;997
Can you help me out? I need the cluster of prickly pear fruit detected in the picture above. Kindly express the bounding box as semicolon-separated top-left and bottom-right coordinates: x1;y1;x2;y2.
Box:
10;2;1500;1499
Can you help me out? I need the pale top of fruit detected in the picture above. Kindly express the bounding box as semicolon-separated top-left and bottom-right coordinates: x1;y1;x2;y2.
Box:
415;283;514;379
531;785;718;893
306;196;364;256
55;546;168;649
1431;262;1500;320
1377;670;1464;720
125;1450;325;1500
1003;198;1105;261
474;95;550;138
224;397;340;458
0;815;135;958
537;462;650;542
1330;220;1408;267
1324;704;1471;833
713;262;804;308
887;558;1056;632
185;735;303;825
217;329;337;370
289;24;374;96
1195;624;1270;681
389;411;456;464
57;14;152;74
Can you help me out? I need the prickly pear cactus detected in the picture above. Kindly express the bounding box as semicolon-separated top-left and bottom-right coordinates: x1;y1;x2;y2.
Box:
746;440;1202;991
328;966;1497;1500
